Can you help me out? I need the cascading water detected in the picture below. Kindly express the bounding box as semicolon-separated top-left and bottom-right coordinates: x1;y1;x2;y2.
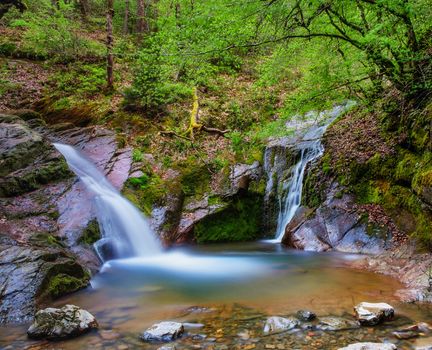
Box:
53;143;162;260
273;103;353;242
54;143;266;279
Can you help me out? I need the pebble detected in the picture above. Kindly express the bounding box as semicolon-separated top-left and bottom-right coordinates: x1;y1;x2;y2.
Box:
100;330;121;341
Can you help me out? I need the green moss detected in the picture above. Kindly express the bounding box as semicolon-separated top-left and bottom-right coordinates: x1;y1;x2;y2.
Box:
395;151;419;184
45;273;89;299
179;163;211;198
38;260;91;300
302;162;327;208
79;219;101;245
194;193;263;243
353;180;384;204
321;154;331;174
29;233;64;248
123;172;168;215
0;159;72;197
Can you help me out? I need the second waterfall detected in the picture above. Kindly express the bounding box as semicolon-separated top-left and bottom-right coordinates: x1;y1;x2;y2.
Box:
269;103;353;242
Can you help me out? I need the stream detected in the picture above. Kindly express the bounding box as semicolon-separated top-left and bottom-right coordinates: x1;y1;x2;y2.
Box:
1;242;432;349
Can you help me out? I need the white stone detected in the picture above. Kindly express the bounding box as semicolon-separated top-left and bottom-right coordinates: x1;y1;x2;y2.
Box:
141;321;184;342
354;302;394;326
27;304;98;339
263;316;299;333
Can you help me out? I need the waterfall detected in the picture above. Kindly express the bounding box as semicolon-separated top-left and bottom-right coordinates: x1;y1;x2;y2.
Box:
54;143;162;260
273;103;353;242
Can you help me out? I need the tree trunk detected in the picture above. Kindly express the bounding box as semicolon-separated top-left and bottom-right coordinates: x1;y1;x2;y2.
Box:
136;0;145;37
123;0;130;34
106;0;114;89
79;0;90;19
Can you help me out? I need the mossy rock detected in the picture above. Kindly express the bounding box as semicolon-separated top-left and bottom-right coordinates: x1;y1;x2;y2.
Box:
194;192;263;243
45;273;89;299
12;109;43;121
79;219;101;245
38;260;90;300
0;159;72;197
29;233;65;248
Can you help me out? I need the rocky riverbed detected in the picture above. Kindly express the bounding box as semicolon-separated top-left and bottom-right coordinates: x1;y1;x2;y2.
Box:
3;301;432;350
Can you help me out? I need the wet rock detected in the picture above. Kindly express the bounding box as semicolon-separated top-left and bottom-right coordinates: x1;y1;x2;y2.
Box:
354;302;394;326
0;113;134;322
338;343;396;350
263;137;298;235
27;304;98;339
316;316;360;331
0;115;71;197
174;193;229;241
296;310;316;322
228;161;263;196
285;215;331;251
418;323;432;333
392;324;422;339
263;316;299;333
392;330;418;339
0;244;90;323
141;321;184;342
281;183;391;254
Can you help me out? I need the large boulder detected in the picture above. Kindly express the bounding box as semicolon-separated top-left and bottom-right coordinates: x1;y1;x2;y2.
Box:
284;214;331;252
27;304;98;339
141;321;184;342
0;244;90;323
282;183;391;254
354;302;394;326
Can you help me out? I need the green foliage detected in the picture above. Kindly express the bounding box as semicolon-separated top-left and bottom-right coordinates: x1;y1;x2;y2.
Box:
51;64;106;96
132;148;144;162
125;37;192;110
12;1;104;60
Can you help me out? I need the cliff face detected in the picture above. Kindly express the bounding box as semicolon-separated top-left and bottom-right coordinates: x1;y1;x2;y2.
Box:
0;111;132;323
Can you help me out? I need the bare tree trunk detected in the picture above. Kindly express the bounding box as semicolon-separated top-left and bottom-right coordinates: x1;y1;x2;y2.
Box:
79;0;90;19
123;0;130;34
136;0;144;32
106;0;114;89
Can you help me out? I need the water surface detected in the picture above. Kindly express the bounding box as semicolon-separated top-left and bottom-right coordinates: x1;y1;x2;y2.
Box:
1;242;431;350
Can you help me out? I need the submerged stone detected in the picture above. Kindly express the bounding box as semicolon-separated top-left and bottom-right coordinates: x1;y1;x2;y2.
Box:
141;321;184;342
157;346;177;350
27;304;98;339
316;316;360;331
392;330;418;339
263;316;299;333
338;343;397;350
296;309;316;321
354;302;394;326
